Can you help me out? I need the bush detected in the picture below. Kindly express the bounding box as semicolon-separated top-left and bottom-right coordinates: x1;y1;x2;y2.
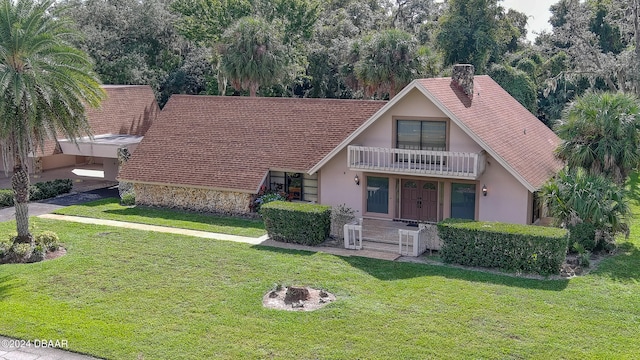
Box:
330;204;357;240
0;189;13;206
261;201;331;245
11;242;32;258
121;192;136;206
0;236;12;258
568;222;597;252
253;192;287;212
437;219;569;275
30;179;73;201
35;231;60;251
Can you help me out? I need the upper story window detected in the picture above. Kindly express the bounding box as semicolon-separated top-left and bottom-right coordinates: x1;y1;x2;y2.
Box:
397;120;446;151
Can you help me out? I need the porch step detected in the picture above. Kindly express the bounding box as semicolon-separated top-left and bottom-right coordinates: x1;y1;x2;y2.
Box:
361;239;411;254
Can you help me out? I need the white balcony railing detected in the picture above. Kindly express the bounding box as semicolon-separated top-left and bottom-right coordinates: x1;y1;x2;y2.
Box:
348;145;485;179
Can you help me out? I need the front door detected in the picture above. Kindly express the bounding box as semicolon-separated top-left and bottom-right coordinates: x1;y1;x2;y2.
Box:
401;180;438;222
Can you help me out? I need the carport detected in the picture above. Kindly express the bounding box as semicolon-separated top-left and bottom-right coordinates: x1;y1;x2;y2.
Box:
57;134;142;181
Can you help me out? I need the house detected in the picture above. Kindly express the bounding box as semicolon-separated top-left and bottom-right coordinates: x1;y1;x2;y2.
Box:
119;65;563;241
0;85;159;181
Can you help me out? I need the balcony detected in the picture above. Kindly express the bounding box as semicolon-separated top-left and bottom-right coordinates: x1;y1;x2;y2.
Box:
347;145;486;180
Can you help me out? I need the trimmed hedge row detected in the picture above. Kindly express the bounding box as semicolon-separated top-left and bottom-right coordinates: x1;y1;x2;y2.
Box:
0;179;73;206
261;201;331;245
437;219;569;275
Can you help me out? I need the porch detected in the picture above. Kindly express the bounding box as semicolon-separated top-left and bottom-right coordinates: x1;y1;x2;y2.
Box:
348;145;486;180
344;218;443;257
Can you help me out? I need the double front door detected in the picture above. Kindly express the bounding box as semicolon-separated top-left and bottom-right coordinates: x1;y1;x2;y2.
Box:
401;179;438;222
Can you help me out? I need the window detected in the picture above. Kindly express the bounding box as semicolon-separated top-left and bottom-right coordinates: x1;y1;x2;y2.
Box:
451;183;476;220
366;176;389;214
397;120;446;151
268;171;317;201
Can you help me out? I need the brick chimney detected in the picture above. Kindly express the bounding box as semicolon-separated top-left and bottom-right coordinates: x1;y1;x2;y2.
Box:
452;64;475;99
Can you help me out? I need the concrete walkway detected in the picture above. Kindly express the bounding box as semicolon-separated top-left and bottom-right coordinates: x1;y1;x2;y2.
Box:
0;335;101;360
38;214;400;261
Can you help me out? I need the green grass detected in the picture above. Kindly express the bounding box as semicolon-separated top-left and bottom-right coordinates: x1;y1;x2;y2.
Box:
52;198;266;238
0;216;638;359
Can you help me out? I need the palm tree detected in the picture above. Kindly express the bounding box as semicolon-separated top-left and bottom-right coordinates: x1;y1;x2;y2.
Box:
555;92;640;184
0;0;104;247
220;16;289;97
353;29;427;99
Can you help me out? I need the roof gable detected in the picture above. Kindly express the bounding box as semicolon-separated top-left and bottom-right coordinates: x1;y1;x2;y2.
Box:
118;96;386;192
312;77;562;191
39;85;159;156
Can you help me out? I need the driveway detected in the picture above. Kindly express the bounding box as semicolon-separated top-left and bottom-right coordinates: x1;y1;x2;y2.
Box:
0;186;119;222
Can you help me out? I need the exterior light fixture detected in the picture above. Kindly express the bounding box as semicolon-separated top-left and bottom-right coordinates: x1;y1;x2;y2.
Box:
482;184;488;196
354;174;360;185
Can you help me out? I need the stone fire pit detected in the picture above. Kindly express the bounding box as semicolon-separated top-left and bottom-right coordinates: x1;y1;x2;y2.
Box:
262;285;336;311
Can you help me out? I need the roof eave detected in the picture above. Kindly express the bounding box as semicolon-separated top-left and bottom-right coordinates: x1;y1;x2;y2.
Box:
308;80;420;174
411;81;538;193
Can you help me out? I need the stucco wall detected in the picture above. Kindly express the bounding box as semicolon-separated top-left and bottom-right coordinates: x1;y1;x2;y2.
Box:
319;149;364;216
477;156;531;224
352;88;481;154
134;183;252;214
319;87;534;225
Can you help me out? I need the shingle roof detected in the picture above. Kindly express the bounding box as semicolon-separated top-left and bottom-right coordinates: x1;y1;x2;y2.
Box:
118;96;387;192
38;85;159;156
416;76;563;190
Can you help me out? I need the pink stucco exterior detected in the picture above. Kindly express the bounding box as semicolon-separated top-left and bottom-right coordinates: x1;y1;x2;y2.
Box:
317;88;535;225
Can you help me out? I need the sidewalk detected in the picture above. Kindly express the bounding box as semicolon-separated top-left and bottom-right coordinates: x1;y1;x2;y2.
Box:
0;335;101;360
38;214;400;261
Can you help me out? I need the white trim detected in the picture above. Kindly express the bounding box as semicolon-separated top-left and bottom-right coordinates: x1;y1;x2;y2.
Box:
308;79;537;192
308;81;420;175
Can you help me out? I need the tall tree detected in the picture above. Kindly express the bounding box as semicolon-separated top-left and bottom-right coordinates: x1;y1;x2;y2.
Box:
0;0;104;247
543;0;639;94
61;0;204;104
220;16;289;96
353;29;431;98
172;0;319;95
435;0;524;72
555;92;640;184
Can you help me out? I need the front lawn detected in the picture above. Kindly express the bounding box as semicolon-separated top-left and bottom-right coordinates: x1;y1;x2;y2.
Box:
53;198;266;238
0;217;638;359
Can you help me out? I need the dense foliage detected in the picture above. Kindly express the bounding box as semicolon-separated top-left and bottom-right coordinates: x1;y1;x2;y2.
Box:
540;168;630;239
261;201;331;245
0;179;74;207
437;219;569;275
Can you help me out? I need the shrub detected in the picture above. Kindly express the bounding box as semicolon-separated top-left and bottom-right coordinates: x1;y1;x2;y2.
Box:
35;231;60;251
568;222;597;252
0;189;13;206
11;242;32;258
578;251;591;268
261;201;331;245
437;219;569;275
540;168;630;236
254;192;287;212
28;245;45;263
30;179;73;201
121;192;136;206
0;236;12;258
330;204;357;240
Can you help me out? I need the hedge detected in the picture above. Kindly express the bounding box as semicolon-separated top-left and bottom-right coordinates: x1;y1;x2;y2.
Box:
261;201;331;245
0;179;73;206
437;219;569;275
